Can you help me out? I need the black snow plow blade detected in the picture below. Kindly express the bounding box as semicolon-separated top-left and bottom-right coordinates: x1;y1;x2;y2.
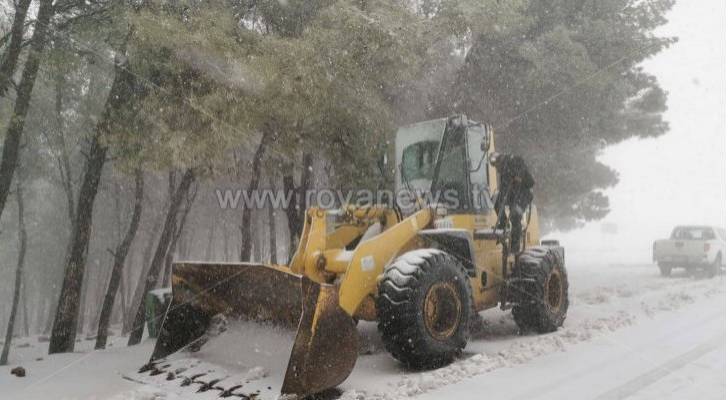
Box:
135;262;358;399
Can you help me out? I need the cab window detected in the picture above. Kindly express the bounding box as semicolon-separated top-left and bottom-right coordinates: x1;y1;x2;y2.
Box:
432;127;470;210
401;141;439;182
467;124;491;211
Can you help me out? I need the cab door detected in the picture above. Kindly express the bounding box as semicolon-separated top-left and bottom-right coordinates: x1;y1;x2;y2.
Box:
466;123;504;307
466;123;495;218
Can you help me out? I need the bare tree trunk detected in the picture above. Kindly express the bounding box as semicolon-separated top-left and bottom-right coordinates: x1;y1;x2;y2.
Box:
283;153;313;260
121;242;141;331
223;219;230;261
161;184;196;286
119;267;129;332
88;261;110;338
126;207;163;334
49;44;134;354
1;177;27;365
268;178;277;264
0;0;53;223
177;233;187;260
96;170;144;349
88;180;124;336
76;261;90;335
159;236;176;287
157;172;177;287
142;211;163;267
54;74;76;225
0;0;32;96
48;132;107;354
40;76;78;339
179;229;190;259
128;168;196;346
204;217;215;260
240;131;271;261
283;175;297;259
160;245;175;287
21;273;29;336
253;210;262;262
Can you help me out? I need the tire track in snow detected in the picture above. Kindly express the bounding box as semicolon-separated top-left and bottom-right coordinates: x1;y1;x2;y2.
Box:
591;333;725;400
505;308;724;400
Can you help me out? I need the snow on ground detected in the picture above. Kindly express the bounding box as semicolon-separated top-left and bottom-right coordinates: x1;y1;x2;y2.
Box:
128;320;300;400
338;263;725;400
0;262;724;400
0;334;153;400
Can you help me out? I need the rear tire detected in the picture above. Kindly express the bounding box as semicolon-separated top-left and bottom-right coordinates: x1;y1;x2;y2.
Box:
511;247;569;333
659;264;672;277
376;249;472;369
705;257;719;278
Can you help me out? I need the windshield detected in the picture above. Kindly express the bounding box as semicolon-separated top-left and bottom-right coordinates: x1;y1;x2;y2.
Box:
395;118;446;192
670;226;715;240
431;125;469;207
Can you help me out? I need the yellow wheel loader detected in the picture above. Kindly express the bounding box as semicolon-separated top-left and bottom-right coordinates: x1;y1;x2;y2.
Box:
135;115;569;399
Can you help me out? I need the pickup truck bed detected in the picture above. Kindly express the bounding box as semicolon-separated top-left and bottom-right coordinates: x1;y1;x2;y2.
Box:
653;226;725;277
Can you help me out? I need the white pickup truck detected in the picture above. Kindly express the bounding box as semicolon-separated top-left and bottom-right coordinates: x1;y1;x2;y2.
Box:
653;226;726;277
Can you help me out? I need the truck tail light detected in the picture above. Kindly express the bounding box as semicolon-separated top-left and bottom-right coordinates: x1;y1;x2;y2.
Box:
704;243;710;252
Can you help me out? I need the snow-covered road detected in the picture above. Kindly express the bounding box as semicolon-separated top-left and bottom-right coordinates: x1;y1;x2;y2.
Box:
1;263;724;400
337;263;725;400
417;285;725;400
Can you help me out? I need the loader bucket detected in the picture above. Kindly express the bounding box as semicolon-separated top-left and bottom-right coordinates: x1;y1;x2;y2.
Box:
141;262;358;399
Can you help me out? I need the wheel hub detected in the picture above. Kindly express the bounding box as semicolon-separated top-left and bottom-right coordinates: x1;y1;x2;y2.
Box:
424;282;461;341
545;269;563;311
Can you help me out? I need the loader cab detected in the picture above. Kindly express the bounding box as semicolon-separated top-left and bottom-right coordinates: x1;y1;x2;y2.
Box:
395;115;495;214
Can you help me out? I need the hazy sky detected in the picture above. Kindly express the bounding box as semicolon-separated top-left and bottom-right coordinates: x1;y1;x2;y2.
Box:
555;0;726;265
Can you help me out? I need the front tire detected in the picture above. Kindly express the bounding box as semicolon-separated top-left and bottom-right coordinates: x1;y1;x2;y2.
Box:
511;247;569;333
705;257;720;278
376;249;472;369
659;263;672;277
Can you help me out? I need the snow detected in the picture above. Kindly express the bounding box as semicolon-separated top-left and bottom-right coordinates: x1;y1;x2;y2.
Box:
128;320;297;399
339;264;725;400
393;249;441;270
0;335;153;400
148;288;172;303
415;299;724;400
337;251;355;263
0;263;724;400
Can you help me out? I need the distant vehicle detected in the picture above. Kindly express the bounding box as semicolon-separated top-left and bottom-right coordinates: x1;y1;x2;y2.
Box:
653;226;726;277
